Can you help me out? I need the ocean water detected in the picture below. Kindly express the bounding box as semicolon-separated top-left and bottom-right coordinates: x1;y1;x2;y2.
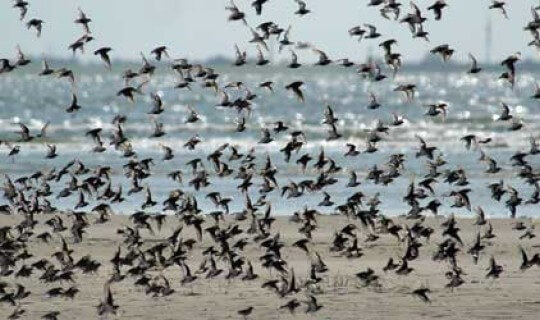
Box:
0;64;538;217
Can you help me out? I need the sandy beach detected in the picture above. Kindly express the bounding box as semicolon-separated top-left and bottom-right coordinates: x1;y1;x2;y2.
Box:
1;213;540;320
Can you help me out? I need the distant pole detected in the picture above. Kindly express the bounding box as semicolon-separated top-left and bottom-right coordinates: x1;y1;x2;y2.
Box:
269;37;276;64
485;15;493;64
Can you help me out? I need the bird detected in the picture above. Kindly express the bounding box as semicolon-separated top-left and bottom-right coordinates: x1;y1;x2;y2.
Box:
349;26;366;41
428;0;448;20
285;81;305;102
117;82;145;103
66;94;82;113
519;246;540;271
294;0;310;16
226;0;247;24
0;58;15;74
255;46;269;66
13;0;29;21
251;0;268;15
313;48;331;66
26;18;44;37
467;53;482;74
94;47;112;69
148;93;165;115
412;287;431;304
489;1;508;19
497;103;513;121
486;256;504;278
430;44;454;62
237;306;253;319
151;46;170;61
367;92;381;109
42;311;61;320
288;50;301;68
364;24;381;39
75;8;92;33
97;281;119;316
234;44;247;66
38;58;55;76
15;46;31;66
45;144;58;159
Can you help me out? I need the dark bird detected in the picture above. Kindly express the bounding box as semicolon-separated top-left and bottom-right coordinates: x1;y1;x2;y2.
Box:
26;18;44;37
226;0;247;24
412;287;431;304
285;81;305;102
430;44;454;62
294;0;310;16
364;24;381;39
74;7;92;33
519;246;540;271
151;46;170;61
94;47;112;69
15;123;33;142
237;306;253;319
39;59;55;76
252;0;269;15
13;0;29;21
428;0;448;20
489;1;508;19
66;94;82;113
485;256;504;278
467;53;482;74
288;50;301;68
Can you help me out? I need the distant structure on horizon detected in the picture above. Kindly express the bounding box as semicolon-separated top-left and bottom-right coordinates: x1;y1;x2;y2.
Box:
485;15;493;64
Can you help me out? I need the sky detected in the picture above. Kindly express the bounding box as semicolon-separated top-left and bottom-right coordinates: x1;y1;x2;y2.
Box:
0;0;538;63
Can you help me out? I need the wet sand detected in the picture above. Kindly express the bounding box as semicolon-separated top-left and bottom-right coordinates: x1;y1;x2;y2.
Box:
1;214;540;320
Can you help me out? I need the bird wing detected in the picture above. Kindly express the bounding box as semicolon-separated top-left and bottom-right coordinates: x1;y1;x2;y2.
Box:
469;53;478;68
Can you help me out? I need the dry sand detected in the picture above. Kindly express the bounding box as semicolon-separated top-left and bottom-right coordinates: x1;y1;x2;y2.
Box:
1;214;540;320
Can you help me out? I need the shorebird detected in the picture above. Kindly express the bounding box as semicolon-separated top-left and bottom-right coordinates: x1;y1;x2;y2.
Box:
26;18;43;37
430;44;454;62
66;94;82;113
13;0;29;20
38;58;55;76
237;306;253;319
294;0;310;16
467;53;482;73
94;47;112;69
74;8;92;34
226;0;247;24
313;48;331;66
0;58;15;74
151;46;170;61
428;0;448;20
285;81;305;102
490;1;508;19
412;286;431;303
288;50;301;68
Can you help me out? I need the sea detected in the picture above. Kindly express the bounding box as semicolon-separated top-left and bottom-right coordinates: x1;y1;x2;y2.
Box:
0;62;538;218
